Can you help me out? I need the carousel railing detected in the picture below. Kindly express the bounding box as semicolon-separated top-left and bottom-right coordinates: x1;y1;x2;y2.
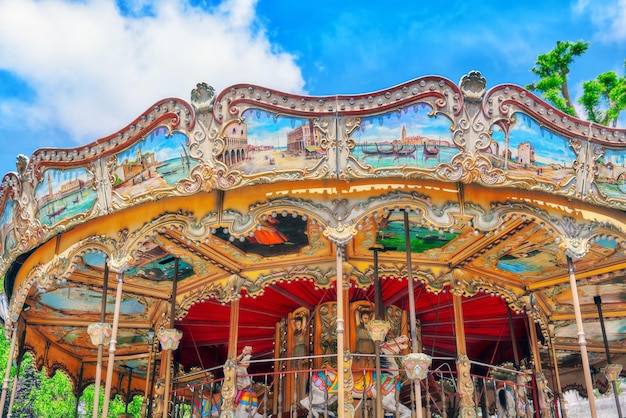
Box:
166;354;539;418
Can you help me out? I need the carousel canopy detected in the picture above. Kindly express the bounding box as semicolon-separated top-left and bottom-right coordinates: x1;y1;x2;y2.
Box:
1;72;626;397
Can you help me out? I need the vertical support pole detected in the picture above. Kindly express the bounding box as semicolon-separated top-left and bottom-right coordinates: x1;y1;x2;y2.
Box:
142;330;155;418
162;258;180;418
403;210;423;418
452;286;475;416
548;324;567;418
594;295;623;418
372;245;384;418
93;262;109;418
336;244;346;418
527;312;549;418
567;256;597;418
74;363;84;418
0;327;17;415
6;359;21;418
102;270;125;418
221;289;241;415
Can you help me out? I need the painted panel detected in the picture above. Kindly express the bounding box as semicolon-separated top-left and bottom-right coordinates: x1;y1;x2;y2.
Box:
221;109;327;176
35;167;97;227
594;147;626;201
350;105;456;169
375;211;458;253
491;113;577;183
112;127;197;198
214;215;309;257
0;199;16;258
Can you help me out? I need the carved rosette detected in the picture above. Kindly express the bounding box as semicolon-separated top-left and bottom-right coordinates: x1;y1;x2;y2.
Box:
402;352;432;380
365;319;390;342
323;223;358;246
602;363;623;382
157;328;183;351
456;354;476;417
87;322;112;346
559;236;590;260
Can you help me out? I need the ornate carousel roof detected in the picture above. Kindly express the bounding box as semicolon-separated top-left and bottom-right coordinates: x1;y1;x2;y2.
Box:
1;71;626;398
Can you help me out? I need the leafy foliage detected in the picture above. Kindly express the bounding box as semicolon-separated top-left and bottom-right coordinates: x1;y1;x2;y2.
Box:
579;64;626;127
527;40;589;118
0;327;144;417
528;40;626;126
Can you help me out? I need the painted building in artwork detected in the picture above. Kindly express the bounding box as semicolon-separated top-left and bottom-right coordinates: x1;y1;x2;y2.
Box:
518;141;535;165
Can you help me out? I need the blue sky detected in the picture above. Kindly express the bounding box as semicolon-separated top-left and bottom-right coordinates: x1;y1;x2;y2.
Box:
0;0;624;177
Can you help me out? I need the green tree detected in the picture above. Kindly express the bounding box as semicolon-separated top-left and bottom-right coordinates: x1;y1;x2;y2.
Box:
527;40;590;118
528;40;626;126
579;63;626;127
31;367;76;417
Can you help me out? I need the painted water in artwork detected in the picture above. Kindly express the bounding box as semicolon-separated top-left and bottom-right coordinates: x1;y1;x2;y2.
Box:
35;167;97;227
375;211;458;253
594;147;626;201
112;127;197;198
223;109;327;176
350;104;457;170
490;113;577;183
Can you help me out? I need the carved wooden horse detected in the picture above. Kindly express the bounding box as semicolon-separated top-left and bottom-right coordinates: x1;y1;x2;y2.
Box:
300;334;412;418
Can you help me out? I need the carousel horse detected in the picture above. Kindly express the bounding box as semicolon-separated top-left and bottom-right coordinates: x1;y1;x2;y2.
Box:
192;347;267;418
300;334;412;418
495;371;532;418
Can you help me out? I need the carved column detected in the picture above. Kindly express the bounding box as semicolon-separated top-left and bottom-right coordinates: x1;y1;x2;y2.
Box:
158;328;183;418
220;274;243;417
525;299;552;418
451;275;475;418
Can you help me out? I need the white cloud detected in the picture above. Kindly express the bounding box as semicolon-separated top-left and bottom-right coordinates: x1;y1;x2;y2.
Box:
0;0;304;144
574;0;626;43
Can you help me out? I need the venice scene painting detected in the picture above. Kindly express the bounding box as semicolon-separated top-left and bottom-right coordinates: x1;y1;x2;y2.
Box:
350;104;457;170
489;113;577;184
34;167;97;227
112;127;197;198
219;108;327;176
0;198;16;258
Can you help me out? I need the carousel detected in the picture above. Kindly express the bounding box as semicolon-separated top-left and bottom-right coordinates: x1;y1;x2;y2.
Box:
1;71;626;418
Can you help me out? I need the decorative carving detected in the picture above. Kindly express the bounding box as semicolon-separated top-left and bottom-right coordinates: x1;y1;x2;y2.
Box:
157;328;183;351
456;354;476;416
87;323;112;346
191;82;215;114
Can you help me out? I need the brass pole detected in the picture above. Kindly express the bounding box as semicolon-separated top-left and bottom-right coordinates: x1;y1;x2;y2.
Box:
0;326;17;413
6;359;20;417
372;245;384;418
102;271;125;418
404;210;423;418
548;325;567;418
93;262;109;418
162;258;180;418
594;295;622;418
336;245;345;418
567;256;597;417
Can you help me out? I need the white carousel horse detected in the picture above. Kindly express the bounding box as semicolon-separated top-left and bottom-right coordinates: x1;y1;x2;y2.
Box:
192;348;266;418
496;371;532;418
300;334;412;418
